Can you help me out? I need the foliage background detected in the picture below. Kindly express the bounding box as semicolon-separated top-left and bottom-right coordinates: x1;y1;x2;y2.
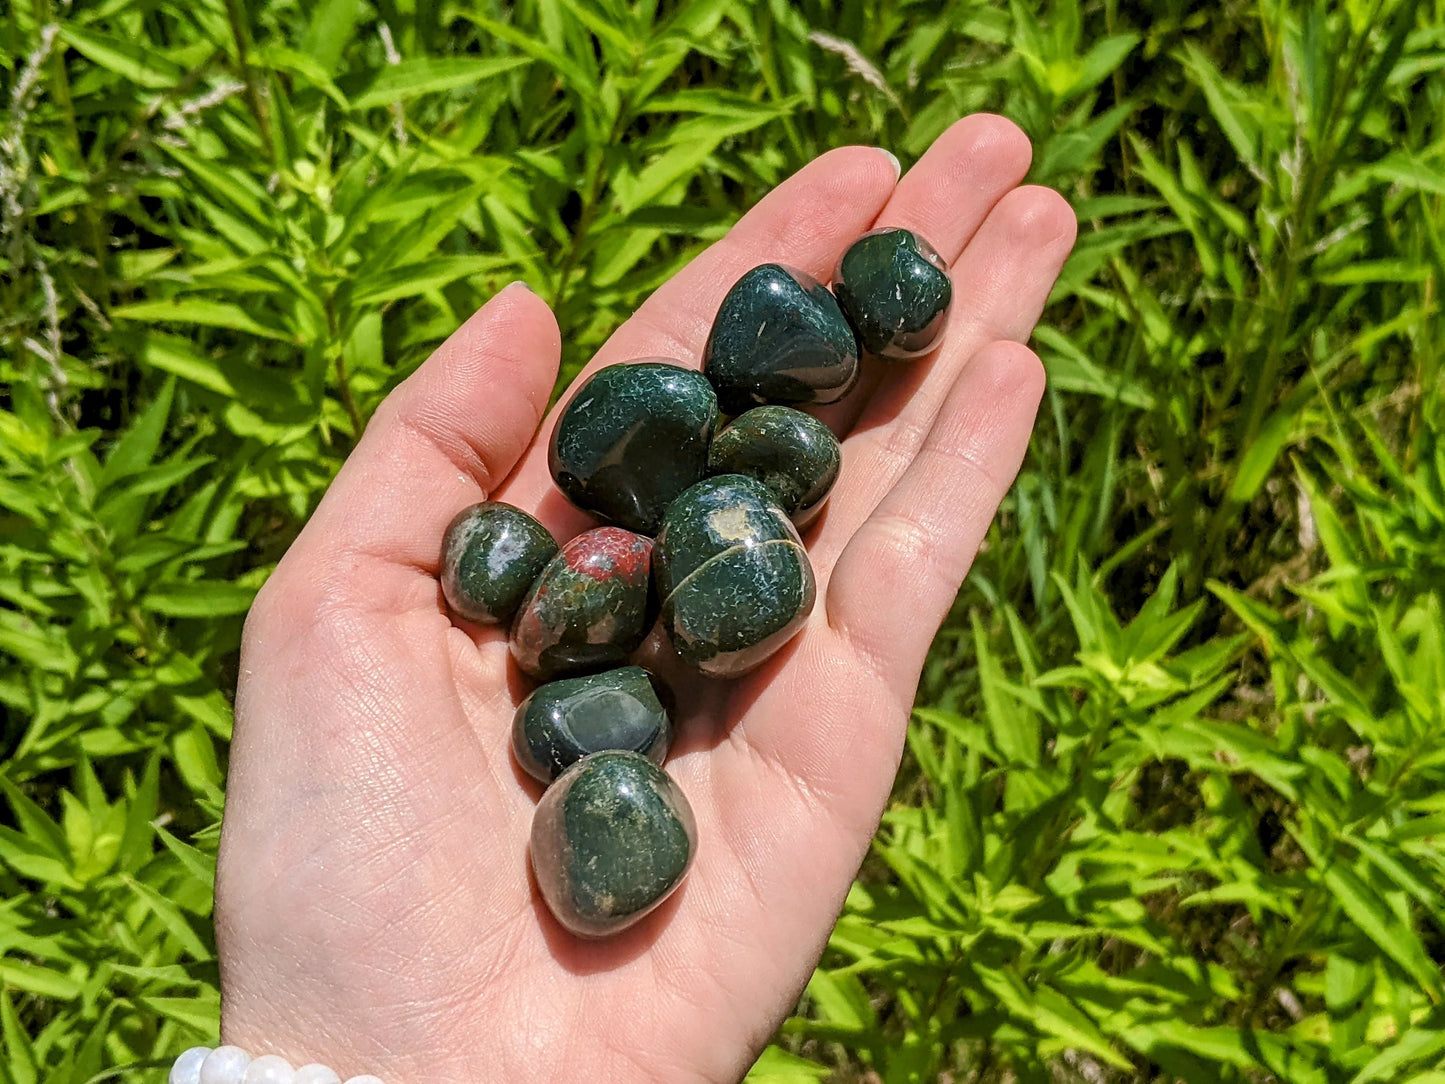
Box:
2;0;1444;1080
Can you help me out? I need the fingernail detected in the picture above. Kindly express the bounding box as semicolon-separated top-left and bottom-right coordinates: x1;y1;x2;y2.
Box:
504;279;535;294
877;147;901;179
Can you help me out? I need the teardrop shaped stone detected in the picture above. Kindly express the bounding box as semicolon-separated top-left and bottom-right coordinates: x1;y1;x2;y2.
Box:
510;527;655;681
702;264;860;414
653;475;815;677
530;751;697;938
439;502;558;624
549;361;718;535
512;666;671;784
706;406;841;529
832;228;952;359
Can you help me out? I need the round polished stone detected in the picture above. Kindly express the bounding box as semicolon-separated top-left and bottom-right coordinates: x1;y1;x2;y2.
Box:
513;666;671;784
549;361;718;534
439;502;557;625
654;475;816;677
702;264;860;413
707;406;841;529
242;1057;295;1084
510;527;655;680
531;751;696;938
832;228;953;359
200;1048;251;1084
171;1048;211;1084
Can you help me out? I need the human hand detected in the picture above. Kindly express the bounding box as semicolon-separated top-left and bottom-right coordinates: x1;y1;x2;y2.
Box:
215;113;1076;1084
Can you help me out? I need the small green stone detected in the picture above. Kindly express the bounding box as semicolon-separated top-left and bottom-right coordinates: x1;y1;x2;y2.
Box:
833;228;953;359
530;751;697;938
703;264;860;413
654;475;816;677
510;527;655;681
549;361;718;535
512;666;671;784
707;406;841;529
439;503;558;624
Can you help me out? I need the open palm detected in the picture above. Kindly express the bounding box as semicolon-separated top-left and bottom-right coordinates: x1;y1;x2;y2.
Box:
215;114;1076;1084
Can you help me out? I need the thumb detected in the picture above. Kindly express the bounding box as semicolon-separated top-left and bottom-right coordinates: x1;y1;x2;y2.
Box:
277;282;563;606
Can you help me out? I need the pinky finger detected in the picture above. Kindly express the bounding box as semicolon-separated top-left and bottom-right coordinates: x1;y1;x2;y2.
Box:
824;340;1045;699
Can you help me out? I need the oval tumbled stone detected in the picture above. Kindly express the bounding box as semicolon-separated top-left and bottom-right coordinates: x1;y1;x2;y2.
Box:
702;264;860;414
439;502;558;625
530;751;697;938
832;227;952;359
510;527;655;681
654;475;815;677
512;666;671;784
549;361;718;535
707;406;841;529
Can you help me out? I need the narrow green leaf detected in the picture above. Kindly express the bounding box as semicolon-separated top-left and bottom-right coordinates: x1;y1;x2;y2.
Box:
351;57;531;109
143;581;257;618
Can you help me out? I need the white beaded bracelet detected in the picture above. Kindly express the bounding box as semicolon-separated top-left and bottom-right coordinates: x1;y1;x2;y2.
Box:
169;1046;386;1084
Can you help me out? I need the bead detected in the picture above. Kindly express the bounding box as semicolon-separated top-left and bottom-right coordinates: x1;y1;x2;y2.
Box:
653;475;815;677
342;1077;387;1084
440;503;558;624
832;228;952;359
707;406;841;529
242;1056;295;1084
703;264;860;413
200;1046;252;1084
549;361;718;534
294;1069;342;1084
530;751;697;937
171;1047;212;1084
513;666;671;784
510;527;655;680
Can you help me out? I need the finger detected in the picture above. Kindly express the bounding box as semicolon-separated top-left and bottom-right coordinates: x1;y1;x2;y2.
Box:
278;284;562;602
491;145;900;538
872;113;1034;267
810;185;1075;574
825;340;1045;699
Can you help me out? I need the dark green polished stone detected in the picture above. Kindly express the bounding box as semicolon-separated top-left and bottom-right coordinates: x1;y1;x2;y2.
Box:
653;475;816;677
833;228;953;359
702;264;860;414
512;666;671;784
510;527;655;681
549;361;719;535
439;503;558;625
530;751;697;938
707;406;841;529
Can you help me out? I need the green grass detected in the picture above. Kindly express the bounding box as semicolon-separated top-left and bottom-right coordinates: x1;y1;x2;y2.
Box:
2;0;1443;1080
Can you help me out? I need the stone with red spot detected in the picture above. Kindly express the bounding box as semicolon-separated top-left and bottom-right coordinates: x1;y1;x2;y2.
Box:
510;527;656;680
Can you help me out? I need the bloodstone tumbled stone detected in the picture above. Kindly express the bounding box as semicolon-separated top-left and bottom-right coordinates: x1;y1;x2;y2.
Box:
510;527;655;681
549;361;718;535
512;666;671;785
707;406;841;529
832;228;953;359
531;751;697;938
439;502;558;625
653;475;815;677
702;264;860;414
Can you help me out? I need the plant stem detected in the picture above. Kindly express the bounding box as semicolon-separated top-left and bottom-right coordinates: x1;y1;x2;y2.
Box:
36;0;110;305
223;0;275;165
334;351;363;437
